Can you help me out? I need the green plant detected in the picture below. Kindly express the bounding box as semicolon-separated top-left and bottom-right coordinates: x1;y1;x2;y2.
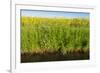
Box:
21;17;89;54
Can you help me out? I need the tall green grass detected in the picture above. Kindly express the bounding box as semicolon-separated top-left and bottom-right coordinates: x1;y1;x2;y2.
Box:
21;17;89;54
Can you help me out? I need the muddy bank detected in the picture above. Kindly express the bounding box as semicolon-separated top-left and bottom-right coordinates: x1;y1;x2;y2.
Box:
21;51;89;63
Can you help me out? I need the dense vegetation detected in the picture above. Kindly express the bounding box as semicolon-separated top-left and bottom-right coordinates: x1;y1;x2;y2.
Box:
21;16;89;62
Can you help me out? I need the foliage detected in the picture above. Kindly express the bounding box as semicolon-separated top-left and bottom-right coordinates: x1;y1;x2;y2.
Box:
21;16;89;54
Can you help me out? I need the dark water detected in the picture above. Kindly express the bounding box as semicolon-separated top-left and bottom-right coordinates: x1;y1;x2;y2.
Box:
21;51;89;63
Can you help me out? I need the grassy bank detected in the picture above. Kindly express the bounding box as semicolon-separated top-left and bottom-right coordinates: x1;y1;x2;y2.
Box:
21;17;89;62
